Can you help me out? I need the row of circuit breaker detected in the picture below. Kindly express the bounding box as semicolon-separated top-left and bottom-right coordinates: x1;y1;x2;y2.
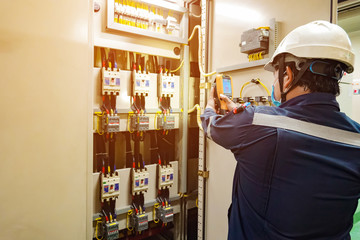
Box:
101;165;174;200
99;67;177;134
101;67;176;97
100;165;174;230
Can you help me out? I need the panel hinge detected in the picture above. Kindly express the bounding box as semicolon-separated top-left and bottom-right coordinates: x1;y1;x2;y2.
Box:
198;170;209;179
199;82;211;89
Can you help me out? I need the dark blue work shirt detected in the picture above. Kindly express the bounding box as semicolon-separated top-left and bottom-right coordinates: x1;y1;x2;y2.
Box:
201;93;360;240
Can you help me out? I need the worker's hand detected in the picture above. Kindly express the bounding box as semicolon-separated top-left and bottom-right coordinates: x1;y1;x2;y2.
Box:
220;94;236;112
206;87;217;113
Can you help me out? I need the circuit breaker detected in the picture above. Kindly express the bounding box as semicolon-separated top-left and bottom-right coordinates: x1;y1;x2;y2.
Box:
132;168;149;195
131;213;148;232
156;206;174;223
158;73;175;97
132;71;150;96
158;165;174;190
240;28;269;54
103;221;119;240
101;173;120;202
101;115;120;133
130;115;150;131
157;115;175;130
102;67;121;95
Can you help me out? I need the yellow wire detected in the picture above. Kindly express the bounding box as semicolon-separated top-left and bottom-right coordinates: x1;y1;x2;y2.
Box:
127;210;134;231
170;60;184;73
127;112;134;133
257;79;271;96
188;104;203;131
256;26;270;30
239;81;251;98
153;203;160;223
188;25;217;77
196;198;198;208
95;219;103;240
96;114;105;135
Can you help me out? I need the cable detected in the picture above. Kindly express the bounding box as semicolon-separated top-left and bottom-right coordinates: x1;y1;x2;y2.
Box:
153;203;160;223
127;112;134;133
240;78;270;98
170;60;184;73
239;82;251;98
188;25;217;77
95;218;103;240
188;104;203;131
127;210;134;231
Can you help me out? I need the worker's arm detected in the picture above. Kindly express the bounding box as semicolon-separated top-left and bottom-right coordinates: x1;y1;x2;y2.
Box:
201;88;254;150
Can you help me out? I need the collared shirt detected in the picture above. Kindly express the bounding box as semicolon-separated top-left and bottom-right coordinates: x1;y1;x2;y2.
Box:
201;93;360;240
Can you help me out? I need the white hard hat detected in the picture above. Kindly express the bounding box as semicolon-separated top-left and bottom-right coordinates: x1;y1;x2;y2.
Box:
264;20;355;73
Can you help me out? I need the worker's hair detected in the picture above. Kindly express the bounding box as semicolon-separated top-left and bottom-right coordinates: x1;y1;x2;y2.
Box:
285;60;341;96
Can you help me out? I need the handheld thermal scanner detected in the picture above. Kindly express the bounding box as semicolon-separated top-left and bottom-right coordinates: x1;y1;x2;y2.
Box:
213;75;233;115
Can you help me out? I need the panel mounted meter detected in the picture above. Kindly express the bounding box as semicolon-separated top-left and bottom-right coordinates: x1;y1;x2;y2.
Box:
158;73;175;97
102;67;121;95
240;28;269;54
101;173;120;202
131;168;149;195
158;164;174;190
132;71;150;96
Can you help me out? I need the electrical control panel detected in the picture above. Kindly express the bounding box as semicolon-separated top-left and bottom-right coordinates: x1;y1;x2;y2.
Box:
158;73;175;97
103;221;119;240
240;28;269;54
102;115;120;133
101;173;120;202
102;67;121;95
132;71;150;96
131;214;149;232
156;206;174;223
132;168;149;195
157;115;175;130
158;165;174;190
130;115;150;131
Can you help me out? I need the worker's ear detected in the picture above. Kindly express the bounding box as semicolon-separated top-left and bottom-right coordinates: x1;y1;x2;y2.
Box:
283;66;293;90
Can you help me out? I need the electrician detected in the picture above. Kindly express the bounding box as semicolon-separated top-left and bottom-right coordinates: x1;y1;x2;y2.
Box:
201;20;360;240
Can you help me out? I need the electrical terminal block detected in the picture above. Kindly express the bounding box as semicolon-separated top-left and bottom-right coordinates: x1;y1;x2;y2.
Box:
102;67;121;95
130;115;149;132
239;28;269;54
131;213;148;232
156;206;174;223
103;221;119;240
166;16;180;33
132;168;149;195
243;97;255;103
255;96;268;103
157;115;175;130
232;97;244;104
101;115;120;133
132;71;150;96
158;164;174;190
158;73;175;97
101;173;120;202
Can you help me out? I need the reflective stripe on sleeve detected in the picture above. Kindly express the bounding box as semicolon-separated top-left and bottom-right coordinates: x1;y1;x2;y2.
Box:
253;113;360;147
207;116;216;140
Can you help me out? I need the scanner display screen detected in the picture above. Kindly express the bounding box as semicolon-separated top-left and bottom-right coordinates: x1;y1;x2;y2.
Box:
222;77;232;95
